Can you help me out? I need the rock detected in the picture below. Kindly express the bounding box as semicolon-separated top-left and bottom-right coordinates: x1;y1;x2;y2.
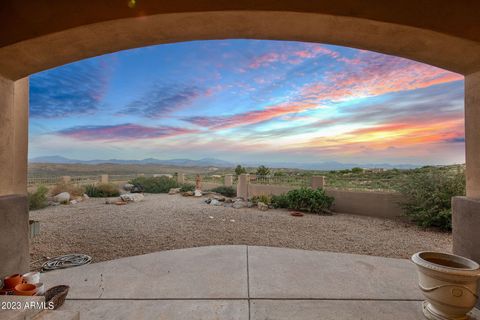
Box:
210;199;222;206
53;192;70;203
257;202;269;211
246;201;254;208
213;195;225;202
233;200;246;209
224;198;233;203
194;189;202;197
169;188;181;195
205;198;212;204
120;193;145;202
130;185;144;193
123;183;134;191
182;191;194;197
70;200;78;205
83;193;90;200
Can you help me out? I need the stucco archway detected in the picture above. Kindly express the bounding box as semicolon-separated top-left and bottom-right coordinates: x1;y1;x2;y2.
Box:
1;1;480;277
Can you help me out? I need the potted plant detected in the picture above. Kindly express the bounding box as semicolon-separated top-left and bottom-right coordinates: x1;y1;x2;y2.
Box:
412;251;480;320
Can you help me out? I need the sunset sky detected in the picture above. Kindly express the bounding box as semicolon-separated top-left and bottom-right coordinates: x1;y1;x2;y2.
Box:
29;40;465;165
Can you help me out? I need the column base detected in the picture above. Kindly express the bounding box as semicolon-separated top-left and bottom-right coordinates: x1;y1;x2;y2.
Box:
0;194;29;278
452;196;480;262
452;196;480;309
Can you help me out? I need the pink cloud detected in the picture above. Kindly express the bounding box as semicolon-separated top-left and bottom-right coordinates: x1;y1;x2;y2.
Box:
301;53;463;103
185;102;318;129
58;124;198;141
248;44;341;69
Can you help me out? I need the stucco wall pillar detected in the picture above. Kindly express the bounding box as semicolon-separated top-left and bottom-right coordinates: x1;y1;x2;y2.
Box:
452;71;480;267
0;75;29;278
224;174;233;187
311;176;325;189
237;174;250;200
465;71;480;199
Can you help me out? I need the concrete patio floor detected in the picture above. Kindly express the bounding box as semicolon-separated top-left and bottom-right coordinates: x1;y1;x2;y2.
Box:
37;246;479;319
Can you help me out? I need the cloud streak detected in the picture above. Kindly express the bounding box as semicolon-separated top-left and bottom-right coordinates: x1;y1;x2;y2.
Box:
119;84;212;118
56;123;197;141
30;59;112;118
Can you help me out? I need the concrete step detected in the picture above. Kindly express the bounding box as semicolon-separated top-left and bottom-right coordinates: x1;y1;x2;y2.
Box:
33;310;80;320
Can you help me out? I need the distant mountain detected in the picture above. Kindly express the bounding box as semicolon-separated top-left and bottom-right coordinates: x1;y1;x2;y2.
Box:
29;155;420;170
29;156;235;168
239;160;419;170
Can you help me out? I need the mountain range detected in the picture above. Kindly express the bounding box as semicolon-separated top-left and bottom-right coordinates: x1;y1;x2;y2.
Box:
29;155;420;170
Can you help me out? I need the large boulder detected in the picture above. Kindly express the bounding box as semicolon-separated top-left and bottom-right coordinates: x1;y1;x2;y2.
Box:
120;193;145;202
233;200;246;209
210;199;222;206
123;183;134;191
53;192;70;203
169;188;181;195
213;195;225;202
257;202;269;211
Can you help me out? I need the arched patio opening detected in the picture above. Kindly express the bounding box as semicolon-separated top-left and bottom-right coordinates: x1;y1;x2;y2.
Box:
1;1;479;278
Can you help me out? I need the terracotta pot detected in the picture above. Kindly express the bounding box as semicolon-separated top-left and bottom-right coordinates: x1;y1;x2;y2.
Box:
411;251;480;320
14;283;37;296
3;274;22;289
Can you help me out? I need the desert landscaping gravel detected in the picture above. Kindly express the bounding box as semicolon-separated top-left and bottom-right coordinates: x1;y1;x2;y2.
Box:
30;193;451;269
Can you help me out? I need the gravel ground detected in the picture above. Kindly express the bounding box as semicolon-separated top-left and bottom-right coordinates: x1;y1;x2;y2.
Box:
30;193;451;268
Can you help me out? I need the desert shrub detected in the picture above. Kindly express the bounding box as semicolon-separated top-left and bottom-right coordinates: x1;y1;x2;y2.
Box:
251;194;271;205
211;186;236;197
28;185;49;210
50;182;85;197
256;165;271;176
235;165;247;175
399;171;465;230
271;194;290;209
269;188;334;214
179;183;195;192
286;188;334;214
129;176;179;193
85;183;120;197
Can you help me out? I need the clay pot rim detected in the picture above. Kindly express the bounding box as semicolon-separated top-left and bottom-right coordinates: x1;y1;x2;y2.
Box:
14;283;37;295
4;273;21;280
412;251;480;276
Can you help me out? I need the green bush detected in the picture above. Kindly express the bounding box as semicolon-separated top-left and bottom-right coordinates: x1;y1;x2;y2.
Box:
211;186;236;197
129;176;179;193
270;188;334;214
286;188;334;214
85;183;120;197
271;194;290;209
179;183;195;192
399;171;465;230
256;165;271;176
28;185;49;210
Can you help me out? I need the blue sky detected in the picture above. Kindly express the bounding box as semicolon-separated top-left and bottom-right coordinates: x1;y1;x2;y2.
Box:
29;40;465;165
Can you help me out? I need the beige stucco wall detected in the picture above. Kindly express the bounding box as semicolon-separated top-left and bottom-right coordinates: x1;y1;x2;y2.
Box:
248;184;296;197
0;75;28;196
247;183;404;219
325;189;404;218
465;71;480;199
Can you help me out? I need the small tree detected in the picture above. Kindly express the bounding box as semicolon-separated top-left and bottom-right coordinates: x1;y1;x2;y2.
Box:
256;165;270;176
351;167;364;174
399;170;465;230
235;165;247;176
